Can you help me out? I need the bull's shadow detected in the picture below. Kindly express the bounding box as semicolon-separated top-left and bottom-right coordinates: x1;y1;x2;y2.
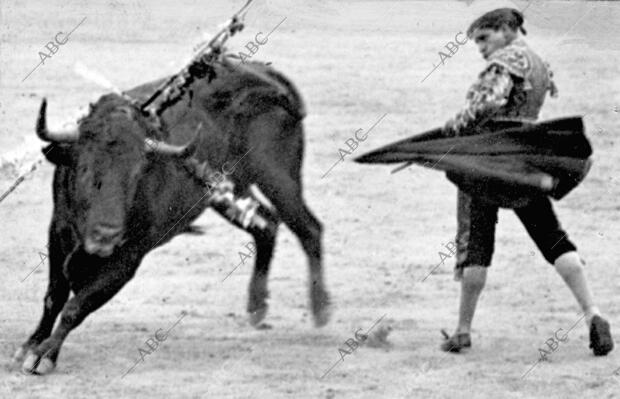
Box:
13;57;330;375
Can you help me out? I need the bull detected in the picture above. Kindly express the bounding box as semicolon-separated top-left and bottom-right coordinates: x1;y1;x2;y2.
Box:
13;57;330;374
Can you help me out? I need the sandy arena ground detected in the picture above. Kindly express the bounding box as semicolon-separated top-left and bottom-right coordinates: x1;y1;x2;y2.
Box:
1;1;619;398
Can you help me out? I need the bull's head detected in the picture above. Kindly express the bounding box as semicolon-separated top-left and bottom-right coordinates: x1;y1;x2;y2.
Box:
36;95;200;257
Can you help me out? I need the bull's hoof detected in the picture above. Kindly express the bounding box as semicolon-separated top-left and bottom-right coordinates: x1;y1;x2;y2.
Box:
34;358;56;375
248;305;268;327
21;351;56;375
311;288;331;328
313;302;332;328
248;287;269;327
21;351;40;374
12;346;28;364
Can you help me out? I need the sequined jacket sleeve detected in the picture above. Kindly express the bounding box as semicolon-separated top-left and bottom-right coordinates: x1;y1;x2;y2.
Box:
446;64;514;135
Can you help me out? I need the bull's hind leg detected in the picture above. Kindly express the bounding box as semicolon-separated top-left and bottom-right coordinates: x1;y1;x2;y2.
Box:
13;226;72;367
254;170;331;327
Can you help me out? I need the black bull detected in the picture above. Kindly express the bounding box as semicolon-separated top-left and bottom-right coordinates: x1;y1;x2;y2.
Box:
13;59;331;374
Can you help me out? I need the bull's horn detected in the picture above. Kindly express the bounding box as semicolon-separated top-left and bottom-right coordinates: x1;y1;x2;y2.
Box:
144;122;202;158
36;98;80;142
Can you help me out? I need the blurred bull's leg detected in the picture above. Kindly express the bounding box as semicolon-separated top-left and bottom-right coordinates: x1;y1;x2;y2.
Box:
240;196;280;327
13;223;73;366
210;186;280;326
253;167;331;328
246;218;278;326
21;249;141;375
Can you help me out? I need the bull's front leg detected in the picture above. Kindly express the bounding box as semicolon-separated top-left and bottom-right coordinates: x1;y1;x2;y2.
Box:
12;224;74;368
21;249;140;375
208;182;281;327
246;218;279;327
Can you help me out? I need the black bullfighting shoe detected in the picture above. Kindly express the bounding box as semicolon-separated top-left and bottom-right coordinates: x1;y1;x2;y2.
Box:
440;329;472;353
589;315;614;356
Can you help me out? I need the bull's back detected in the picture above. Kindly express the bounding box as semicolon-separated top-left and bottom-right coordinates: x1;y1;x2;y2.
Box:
125;60;305;165
124;59;304;121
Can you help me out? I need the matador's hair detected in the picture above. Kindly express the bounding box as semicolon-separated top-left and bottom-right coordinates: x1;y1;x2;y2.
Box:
467;8;527;38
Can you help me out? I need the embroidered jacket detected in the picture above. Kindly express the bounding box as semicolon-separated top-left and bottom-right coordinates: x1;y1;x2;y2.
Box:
446;39;558;135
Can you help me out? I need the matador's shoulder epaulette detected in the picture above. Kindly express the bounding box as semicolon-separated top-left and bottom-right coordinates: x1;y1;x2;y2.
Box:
486;43;530;79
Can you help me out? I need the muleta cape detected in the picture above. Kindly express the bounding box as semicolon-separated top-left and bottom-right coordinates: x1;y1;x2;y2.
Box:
354;117;592;208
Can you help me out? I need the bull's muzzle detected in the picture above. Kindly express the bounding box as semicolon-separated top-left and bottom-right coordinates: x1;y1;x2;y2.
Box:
84;225;123;257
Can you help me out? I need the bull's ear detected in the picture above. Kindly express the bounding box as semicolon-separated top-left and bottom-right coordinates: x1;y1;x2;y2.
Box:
42;143;74;166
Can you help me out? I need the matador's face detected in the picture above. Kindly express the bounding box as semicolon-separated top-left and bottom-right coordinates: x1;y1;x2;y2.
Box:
471;26;514;59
